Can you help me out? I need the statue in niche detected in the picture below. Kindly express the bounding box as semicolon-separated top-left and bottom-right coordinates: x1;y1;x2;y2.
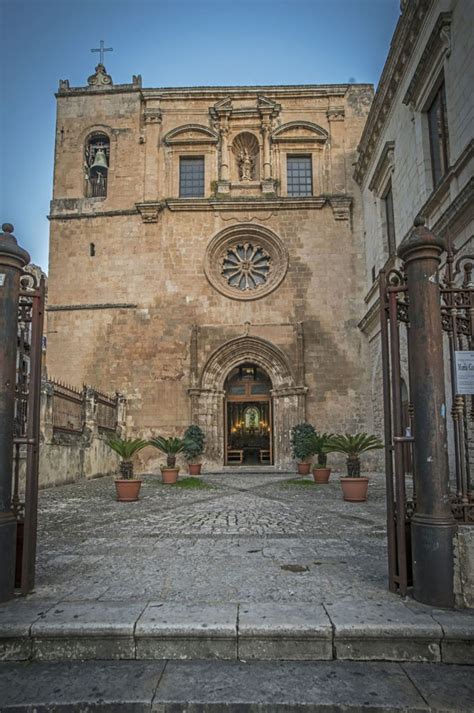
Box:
232;132;259;182
238;148;254;181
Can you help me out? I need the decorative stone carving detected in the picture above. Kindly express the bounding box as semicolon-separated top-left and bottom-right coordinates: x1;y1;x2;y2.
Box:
221;243;271;291
329;197;352;221
58;79;70;91
144;109;162;124
232;132;259;181
204;224;288;301
327;107;345;121
136;202;164;223
87;63;113;87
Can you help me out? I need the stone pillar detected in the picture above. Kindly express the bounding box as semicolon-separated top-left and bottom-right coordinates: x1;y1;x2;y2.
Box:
116;393;126;437
83;385;97;442
143;108;162;201
398;217;456;608
262;121;272;180
0;223;30;602
217;124;231;194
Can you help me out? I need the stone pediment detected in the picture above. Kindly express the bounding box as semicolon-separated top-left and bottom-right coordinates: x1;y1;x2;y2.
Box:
210;95;280;119
163;124;219;145
271;121;328;143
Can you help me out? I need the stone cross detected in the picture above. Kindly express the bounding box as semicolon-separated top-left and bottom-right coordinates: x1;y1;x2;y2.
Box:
91;40;113;65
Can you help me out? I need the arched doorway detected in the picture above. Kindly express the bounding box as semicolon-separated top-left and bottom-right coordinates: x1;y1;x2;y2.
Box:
191;335;307;469
224;363;273;465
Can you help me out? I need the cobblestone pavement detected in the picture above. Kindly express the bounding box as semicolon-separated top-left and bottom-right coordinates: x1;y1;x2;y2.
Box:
31;471;393;604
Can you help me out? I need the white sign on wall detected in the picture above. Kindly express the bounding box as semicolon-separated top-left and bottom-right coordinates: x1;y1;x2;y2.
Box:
455;351;474;395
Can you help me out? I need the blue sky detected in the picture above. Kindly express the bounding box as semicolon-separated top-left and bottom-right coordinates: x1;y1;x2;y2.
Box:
1;0;400;271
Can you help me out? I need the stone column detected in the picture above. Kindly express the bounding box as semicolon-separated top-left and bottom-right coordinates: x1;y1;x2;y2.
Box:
0;223;30;602
217;124;231;194
143;108;162;201
262;121;272;180
398;217;456;608
40;381;54;444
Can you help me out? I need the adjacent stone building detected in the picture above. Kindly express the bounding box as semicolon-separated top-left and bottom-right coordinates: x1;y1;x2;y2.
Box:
355;0;473;438
46;67;374;470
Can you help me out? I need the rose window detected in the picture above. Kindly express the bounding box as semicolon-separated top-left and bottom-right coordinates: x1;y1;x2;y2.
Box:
221;243;271;291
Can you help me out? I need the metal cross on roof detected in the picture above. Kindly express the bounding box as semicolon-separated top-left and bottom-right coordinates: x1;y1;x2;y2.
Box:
91;40;113;65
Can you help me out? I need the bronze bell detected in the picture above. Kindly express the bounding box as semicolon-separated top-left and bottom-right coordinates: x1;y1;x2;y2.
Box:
89;149;108;176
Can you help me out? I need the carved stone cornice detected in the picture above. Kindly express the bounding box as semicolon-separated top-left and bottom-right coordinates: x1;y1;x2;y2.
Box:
166;197;328;212
354;0;434;186
136;201;165;223
368;141;395;194
403;12;452;108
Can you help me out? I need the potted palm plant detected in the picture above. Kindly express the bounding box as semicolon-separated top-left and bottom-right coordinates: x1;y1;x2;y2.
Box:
183;424;205;475
307;432;335;483
107;436;148;502
290;423;316;474
149;435;191;484
330;433;383;501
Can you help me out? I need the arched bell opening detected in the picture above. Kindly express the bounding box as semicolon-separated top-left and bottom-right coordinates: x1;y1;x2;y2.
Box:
224;363;273;466
84;132;110;198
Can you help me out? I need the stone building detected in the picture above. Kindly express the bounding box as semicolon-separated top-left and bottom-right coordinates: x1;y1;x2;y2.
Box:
46;65;374;470
356;0;474;438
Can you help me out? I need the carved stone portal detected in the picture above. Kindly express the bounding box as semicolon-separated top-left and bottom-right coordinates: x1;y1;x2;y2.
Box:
232;132;259;181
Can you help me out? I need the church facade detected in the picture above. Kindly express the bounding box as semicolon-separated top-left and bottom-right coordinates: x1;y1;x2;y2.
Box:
46;66;374;470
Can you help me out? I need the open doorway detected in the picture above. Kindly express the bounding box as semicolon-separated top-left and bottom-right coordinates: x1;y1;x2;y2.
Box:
224;363;273;466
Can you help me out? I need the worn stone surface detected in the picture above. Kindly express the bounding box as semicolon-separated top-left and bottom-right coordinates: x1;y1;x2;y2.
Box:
402;663;474;712
31;601;146;661
0;660;165;711
30;473;391;604
135;603;237;659
151;660;429;712
238;602;332;660
0;599;58;661
326;598;442;662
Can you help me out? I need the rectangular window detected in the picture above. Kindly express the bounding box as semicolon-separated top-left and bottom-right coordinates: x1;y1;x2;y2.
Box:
179;156;204;197
287;155;312;197
427;83;449;188
383;181;396;256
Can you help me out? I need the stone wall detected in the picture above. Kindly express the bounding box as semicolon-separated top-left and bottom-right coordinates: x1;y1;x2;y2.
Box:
36;381;124;487
46;80;374;471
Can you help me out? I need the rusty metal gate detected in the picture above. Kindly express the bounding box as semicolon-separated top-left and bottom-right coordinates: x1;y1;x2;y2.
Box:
380;246;474;596
12;270;45;594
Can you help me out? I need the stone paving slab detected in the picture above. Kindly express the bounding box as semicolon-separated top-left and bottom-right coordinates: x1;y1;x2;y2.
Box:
402;662;474;712
30;601;147;661
0;600;58;661
325;599;443;662
0;660;166;712
152;659;430;712
238;602;332;660
135;603;237;660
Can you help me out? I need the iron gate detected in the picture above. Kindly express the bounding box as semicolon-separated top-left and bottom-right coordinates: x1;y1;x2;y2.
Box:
12;270;45;594
380;246;474;595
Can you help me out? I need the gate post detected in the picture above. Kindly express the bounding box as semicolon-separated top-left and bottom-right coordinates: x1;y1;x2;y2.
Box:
0;224;30;602
398;218;456;608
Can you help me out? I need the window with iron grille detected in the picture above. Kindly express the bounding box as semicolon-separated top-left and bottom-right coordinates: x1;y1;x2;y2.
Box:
427;83;449;188
287;155;312;197
179;156;205;197
383;180;396;256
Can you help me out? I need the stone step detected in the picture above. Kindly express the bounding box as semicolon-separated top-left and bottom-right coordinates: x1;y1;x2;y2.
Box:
1;598;473;665
1;659;473;711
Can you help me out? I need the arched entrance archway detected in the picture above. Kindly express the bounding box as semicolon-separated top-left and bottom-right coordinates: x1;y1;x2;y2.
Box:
189;336;307;469
224;363;273;465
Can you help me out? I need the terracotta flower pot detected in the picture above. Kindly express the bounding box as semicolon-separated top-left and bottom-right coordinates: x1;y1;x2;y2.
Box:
115;479;142;502
188;463;202;476
161;467;179;484
312;467;331;484
340;477;369;502
297;462;311;475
